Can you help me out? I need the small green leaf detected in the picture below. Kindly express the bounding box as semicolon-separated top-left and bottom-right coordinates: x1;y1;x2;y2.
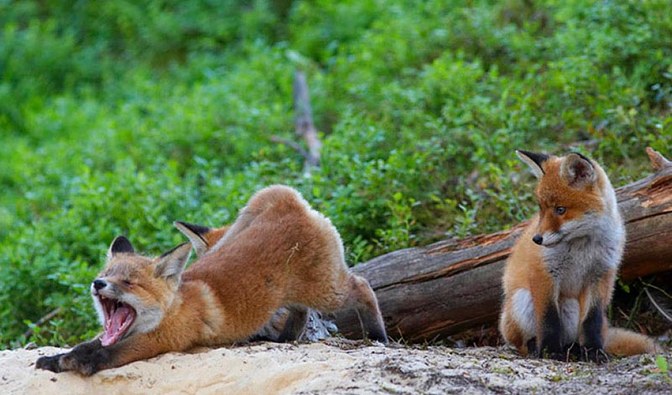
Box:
656;355;669;373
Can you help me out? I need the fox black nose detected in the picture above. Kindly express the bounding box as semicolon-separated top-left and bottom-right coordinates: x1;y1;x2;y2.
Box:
532;235;543;245
93;279;107;290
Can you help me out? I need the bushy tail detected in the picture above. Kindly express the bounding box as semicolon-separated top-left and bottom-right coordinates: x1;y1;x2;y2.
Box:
605;327;658;356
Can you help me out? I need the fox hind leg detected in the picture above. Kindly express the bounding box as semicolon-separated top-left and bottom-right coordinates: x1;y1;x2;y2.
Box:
500;288;536;355
511;289;536;341
277;306;309;342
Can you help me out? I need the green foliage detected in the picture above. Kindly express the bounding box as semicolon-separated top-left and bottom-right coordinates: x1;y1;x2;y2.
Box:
656;355;669;374
1;0;672;348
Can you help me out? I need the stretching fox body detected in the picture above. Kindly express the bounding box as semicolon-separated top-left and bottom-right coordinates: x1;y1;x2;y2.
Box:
174;221;315;342
36;185;386;375
499;150;656;362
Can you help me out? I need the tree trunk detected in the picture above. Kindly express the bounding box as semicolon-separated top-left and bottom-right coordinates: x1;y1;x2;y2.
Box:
335;148;672;342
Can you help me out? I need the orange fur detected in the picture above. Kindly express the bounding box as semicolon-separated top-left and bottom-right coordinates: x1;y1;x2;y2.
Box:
203;226;229;248
606;328;657;356
180;185;386;343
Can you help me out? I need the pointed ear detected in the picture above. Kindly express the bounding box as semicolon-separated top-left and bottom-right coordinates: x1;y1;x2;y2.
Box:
154;243;192;281
561;153;596;187
516;150;549;179
174;221;211;257
108;236;135;259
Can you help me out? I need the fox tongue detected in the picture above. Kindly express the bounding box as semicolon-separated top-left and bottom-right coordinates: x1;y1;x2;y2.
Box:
101;305;133;347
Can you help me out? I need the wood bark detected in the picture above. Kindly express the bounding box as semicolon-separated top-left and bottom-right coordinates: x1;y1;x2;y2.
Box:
334;148;672;342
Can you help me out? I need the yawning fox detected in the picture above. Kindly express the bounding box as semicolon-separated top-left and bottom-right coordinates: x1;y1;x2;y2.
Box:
499;150;657;362
36;185;387;375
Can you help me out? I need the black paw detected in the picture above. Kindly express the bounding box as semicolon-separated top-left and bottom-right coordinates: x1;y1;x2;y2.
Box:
61;342;109;375
35;354;63;373
366;328;388;344
537;341;568;361
562;343;583;362
58;354;97;376
248;334;276;342
36;340;108;376
526;338;538;356
542;351;570;361
580;347;609;364
537;343;587;362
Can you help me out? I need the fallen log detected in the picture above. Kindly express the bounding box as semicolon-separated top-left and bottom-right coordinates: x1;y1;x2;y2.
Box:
334;148;672;342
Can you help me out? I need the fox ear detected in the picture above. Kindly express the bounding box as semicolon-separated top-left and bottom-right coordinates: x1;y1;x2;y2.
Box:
108;236;135;258
561;153;595;187
154;243;192;281
174;221;211;257
516;150;549;179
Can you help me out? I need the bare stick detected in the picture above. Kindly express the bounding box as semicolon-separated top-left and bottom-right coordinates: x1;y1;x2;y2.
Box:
270;135;310;159
23;307;62;338
293;70;321;172
646;146;672;171
269;71;322;174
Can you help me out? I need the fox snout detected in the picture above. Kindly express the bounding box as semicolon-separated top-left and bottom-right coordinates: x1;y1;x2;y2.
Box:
93;279;107;291
532;230;564;247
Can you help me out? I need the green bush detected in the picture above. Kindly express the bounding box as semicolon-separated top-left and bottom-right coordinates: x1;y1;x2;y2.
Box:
1;0;671;348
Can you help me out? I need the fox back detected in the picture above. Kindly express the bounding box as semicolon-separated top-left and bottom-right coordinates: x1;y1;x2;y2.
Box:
179;185;385;342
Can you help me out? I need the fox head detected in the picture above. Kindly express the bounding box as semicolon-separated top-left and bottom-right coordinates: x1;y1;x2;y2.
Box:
174;221;229;256
91;236;191;347
517;150;615;248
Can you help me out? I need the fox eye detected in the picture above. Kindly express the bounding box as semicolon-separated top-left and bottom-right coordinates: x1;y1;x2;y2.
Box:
122;280;133;286
555;206;567;215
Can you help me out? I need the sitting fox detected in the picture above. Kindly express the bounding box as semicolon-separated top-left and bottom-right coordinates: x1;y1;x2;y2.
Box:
499;150;657;362
36;185;387;375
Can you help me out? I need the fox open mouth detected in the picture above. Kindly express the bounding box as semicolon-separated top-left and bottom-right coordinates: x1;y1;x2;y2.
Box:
98;295;136;347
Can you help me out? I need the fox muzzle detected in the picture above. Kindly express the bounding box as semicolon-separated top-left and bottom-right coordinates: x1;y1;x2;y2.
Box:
93;279;107;290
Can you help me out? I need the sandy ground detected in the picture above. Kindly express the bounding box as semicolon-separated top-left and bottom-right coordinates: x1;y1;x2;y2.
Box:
1;339;670;394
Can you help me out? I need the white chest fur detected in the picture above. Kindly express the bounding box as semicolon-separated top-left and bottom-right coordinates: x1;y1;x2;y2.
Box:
542;212;625;298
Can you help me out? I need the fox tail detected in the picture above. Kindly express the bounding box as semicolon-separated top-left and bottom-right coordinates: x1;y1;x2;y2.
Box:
605;327;658;356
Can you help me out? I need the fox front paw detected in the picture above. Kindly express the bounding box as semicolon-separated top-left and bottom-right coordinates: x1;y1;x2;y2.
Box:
35;354;64;373
58;353;98;376
537;341;568;361
538;350;570;362
558;343;583;362
580;347;609;364
537;343;587;362
36;340;110;375
35;353;98;375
